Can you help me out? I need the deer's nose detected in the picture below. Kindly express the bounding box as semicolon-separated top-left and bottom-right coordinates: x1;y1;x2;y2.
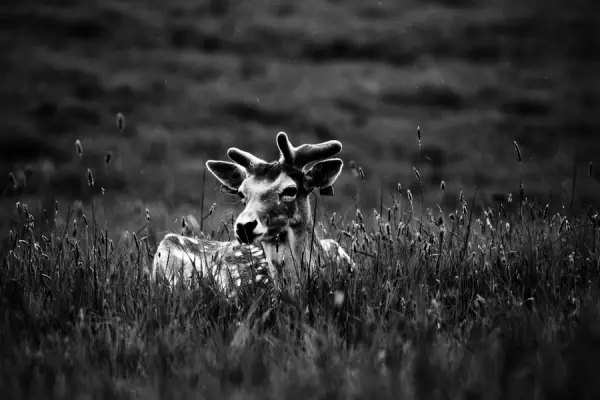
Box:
236;221;258;244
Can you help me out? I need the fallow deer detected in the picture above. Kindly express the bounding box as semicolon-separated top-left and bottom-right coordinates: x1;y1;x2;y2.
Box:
151;132;355;298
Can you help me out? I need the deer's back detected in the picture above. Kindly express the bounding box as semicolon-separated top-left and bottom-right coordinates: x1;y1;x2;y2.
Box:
152;233;269;293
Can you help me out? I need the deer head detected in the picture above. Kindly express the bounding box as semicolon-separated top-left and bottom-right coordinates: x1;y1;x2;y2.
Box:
205;132;343;246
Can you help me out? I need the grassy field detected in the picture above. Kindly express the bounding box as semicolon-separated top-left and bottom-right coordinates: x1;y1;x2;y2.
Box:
2;0;600;398
2;164;600;399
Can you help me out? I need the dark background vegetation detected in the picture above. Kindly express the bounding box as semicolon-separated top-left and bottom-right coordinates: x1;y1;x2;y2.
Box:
3;1;600;399
2;0;600;236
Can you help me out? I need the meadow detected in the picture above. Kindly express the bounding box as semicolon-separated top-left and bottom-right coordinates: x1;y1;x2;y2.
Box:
2;147;600;399
2;0;600;398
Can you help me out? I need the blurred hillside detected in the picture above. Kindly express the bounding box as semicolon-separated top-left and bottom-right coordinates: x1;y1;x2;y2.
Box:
1;0;600;235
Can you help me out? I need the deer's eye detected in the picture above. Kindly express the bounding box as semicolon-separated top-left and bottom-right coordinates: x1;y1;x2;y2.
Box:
279;187;298;199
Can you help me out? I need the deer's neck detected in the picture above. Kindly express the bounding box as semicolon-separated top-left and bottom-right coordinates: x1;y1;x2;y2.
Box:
261;219;325;288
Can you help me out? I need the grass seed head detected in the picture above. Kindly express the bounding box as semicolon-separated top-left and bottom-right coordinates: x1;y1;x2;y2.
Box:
413;167;422;184
440;180;445;191
75;139;83;158
87;169;94;188
105;152;112;165
513;140;522;163
116;112;125;132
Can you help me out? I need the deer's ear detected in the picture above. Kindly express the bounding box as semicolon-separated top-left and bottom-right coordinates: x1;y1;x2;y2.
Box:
206;161;247;191
304;158;343;192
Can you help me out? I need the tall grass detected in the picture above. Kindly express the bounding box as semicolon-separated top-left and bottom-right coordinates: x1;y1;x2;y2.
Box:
1;138;600;399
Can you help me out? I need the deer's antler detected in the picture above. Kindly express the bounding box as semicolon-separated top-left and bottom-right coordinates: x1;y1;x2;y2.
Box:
276;132;341;169
227;148;267;172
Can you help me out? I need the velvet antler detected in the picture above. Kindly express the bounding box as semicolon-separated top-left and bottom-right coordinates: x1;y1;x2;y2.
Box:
276;132;342;169
226;148;267;172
